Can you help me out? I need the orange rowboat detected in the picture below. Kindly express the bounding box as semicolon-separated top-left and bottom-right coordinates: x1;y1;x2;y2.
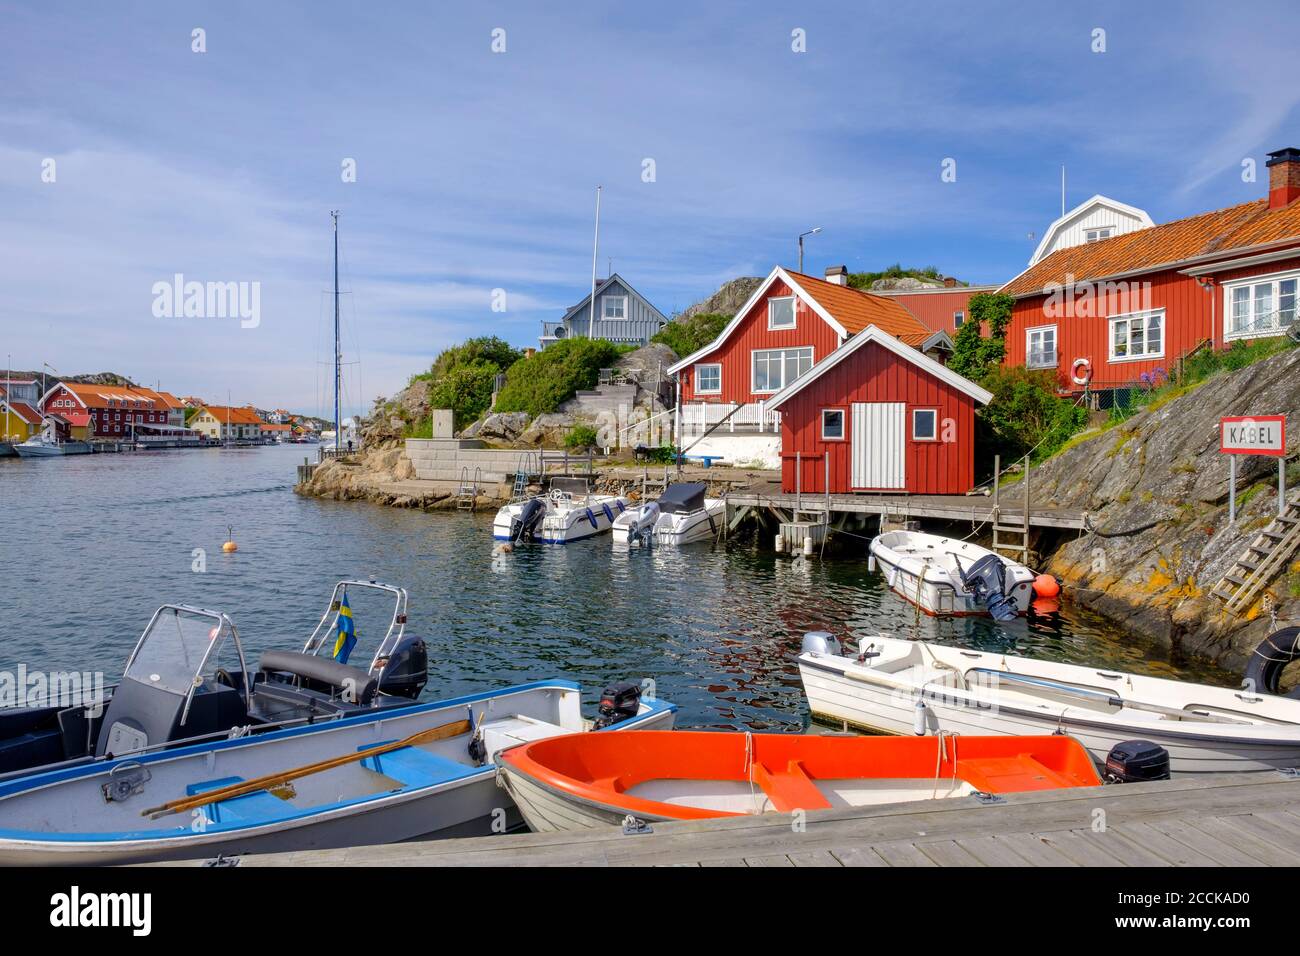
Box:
495;731;1102;832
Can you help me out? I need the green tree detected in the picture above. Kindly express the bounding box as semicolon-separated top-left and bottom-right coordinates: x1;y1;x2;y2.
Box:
976;366;1087;468
949;292;1013;381
426;360;501;430
493;337;625;417
651;312;729;358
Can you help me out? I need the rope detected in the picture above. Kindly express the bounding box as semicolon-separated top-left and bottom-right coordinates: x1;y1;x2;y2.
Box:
743;731;761;814
931;730;960;800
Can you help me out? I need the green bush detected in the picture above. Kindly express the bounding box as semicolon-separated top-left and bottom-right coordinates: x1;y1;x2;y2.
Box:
410;336;521;386
977;366;1088;471
494;337;625;417
949;292;1013;381
400;335;524;433
846;264;945;290
565;424;599;450
652;313;729;358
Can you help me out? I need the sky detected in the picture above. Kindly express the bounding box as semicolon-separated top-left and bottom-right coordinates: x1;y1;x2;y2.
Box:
2;0;1299;417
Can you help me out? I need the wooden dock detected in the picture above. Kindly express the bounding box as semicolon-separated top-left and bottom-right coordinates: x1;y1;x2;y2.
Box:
216;772;1300;868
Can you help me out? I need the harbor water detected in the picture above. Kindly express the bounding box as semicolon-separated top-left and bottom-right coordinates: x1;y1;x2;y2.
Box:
0;444;1239;730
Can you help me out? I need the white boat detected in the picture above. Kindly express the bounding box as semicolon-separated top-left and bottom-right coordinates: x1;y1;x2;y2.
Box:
797;632;1300;774
0;678;675;865
870;530;1037;620
611;482;725;547
13;437;92;457
492;477;629;544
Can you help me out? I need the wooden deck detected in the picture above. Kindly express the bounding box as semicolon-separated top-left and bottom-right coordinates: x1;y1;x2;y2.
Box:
726;487;1088;531
219;772;1300;868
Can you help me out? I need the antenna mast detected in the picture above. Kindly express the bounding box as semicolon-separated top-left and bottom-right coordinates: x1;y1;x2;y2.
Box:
331;210;341;453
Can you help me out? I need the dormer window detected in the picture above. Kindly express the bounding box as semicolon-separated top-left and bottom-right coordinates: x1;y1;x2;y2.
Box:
1084;227;1113;243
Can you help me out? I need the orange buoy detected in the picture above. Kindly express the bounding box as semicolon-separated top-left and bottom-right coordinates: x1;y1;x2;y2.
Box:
222;526;238;553
1033;573;1059;598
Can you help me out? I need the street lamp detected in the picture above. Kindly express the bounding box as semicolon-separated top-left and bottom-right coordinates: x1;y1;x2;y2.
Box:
798;227;822;273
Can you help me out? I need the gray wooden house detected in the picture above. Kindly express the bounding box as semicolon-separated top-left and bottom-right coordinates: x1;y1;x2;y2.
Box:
540;274;668;350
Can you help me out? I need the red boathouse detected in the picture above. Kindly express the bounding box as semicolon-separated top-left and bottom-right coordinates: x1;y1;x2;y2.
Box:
764;325;992;495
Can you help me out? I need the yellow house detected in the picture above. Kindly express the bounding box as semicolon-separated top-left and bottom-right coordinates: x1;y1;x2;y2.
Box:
0;399;41;443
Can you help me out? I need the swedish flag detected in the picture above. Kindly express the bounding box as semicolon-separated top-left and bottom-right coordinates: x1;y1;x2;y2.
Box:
332;593;357;664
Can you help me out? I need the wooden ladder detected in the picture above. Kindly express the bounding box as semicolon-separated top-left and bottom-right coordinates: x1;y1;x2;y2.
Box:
1212;496;1300;615
991;454;1031;565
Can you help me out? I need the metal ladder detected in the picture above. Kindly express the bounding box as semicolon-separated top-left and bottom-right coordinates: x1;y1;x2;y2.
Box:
511;452;539;501
1212;495;1300;615
991;454;1031;565
456;466;481;512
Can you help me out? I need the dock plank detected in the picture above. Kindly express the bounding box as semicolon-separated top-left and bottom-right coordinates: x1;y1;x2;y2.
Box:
207;773;1300;869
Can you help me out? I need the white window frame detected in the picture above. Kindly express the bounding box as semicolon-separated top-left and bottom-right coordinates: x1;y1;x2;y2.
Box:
1223;269;1300;341
1108;309;1165;362
601;295;628;320
820;408;845;441
767;296;797;330
694;363;722;395
1025;325;1058;369
1084;226;1114;243
912;408;938;442
953;310;965;327
751;346;814;394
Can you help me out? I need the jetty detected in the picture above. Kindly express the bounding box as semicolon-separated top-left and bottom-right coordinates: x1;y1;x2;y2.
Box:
198;771;1299;868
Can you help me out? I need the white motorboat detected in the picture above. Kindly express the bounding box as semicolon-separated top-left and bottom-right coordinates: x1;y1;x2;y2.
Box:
611;482;724;547
797;632;1300;774
13;437;92;457
492;477;629;544
869;530;1038;620
0;678;675;865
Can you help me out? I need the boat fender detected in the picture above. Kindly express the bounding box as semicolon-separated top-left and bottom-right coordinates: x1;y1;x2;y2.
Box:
602;503;614;523
868;554;877;573
1244;627;1300;698
586;508;598;528
615;500;625;513
912;698;927;736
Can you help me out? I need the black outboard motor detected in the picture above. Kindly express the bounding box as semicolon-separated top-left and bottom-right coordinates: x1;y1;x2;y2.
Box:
1104;739;1170;783
512;497;546;542
592;682;641;730
959;554;1018;622
376;635;428;700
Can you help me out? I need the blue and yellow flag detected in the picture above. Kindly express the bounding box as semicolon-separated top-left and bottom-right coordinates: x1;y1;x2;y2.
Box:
332;593;357;664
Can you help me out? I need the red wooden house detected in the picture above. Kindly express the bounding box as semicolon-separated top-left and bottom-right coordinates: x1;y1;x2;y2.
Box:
668;265;951;466
40;381;169;439
872;283;999;335
1001;147;1300;393
765;325;992;495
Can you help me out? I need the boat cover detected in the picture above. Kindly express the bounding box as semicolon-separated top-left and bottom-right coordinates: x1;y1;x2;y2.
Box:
657;483;706;514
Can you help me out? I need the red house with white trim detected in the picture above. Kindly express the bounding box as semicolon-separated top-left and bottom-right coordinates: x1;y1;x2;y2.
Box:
40;381;169;439
1001;147;1300;394
764;326;992;495
668;265;951;466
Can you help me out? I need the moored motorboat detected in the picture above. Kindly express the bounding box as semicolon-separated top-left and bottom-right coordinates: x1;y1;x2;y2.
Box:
495;730;1100;832
0;581;429;779
797;631;1300;774
492;477;628;544
869;530;1039;620
611;482;724;547
13;437;93;457
0;680;675;865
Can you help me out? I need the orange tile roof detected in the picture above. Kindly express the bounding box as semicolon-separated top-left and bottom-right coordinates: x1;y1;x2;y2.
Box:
1002;197;1300;298
196;405;264;426
787;270;935;346
3;401;42;425
57;381;163;410
153;391;184;409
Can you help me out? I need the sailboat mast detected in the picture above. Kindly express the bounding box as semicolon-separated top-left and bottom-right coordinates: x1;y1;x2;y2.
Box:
589;186;601;338
332;210;341;452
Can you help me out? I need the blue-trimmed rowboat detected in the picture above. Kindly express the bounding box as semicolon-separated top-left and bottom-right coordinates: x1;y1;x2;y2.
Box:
0;680;675;865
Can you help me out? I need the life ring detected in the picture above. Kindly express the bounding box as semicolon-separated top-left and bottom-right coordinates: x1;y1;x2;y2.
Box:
1070;357;1092;386
1243;627;1300;698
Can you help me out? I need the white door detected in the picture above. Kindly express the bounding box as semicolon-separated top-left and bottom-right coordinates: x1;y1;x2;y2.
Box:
851;402;906;490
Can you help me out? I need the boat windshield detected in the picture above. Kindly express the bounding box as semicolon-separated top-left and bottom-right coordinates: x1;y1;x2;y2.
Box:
123;607;233;696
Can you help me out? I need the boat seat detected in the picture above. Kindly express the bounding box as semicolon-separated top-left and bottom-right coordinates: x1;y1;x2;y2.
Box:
751;760;832;813
360;743;481;789
956;755;1074;793
185;776;299;825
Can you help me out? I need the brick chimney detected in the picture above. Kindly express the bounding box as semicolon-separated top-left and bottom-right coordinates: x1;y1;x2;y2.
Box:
824;265;848;286
943;276;957;287
1267;147;1300;208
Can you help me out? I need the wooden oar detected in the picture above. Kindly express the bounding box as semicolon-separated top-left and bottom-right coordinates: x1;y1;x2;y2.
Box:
141;717;473;819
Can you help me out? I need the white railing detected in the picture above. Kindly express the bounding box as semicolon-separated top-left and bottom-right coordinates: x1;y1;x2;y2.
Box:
680;401;780;435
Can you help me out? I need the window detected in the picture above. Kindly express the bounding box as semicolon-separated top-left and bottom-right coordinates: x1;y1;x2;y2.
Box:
1085;227;1113;243
1026;326;1057;368
752;347;813;392
767;296;796;330
602;295;627;320
953;310;965;327
1109;309;1164;361
821;408;845;440
1225;272;1298;339
913;409;938;441
695;364;722;394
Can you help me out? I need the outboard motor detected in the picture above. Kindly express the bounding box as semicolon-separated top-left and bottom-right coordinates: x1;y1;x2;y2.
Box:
800;631;842;657
1104;739;1170;783
1244;627;1300;698
629;502;660;547
592;682;641;729
375;635;428;700
958;554;1018;622
512;497;546;542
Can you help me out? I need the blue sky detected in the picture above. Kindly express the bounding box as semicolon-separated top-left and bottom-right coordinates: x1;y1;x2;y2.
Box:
3;0;1298;416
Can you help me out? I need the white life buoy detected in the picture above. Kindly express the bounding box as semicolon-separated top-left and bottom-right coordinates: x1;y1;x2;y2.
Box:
1070;357;1092;386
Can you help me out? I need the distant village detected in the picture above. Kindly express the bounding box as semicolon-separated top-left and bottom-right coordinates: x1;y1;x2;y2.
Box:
0;375;330;456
